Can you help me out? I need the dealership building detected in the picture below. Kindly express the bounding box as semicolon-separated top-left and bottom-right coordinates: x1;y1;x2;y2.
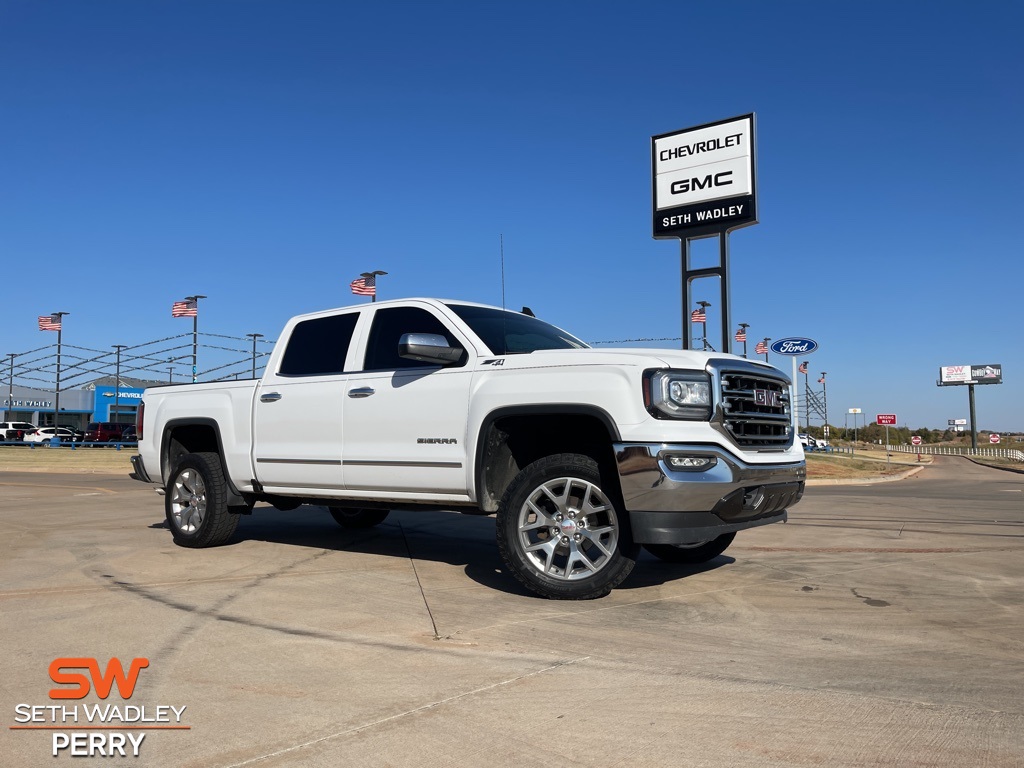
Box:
2;377;159;429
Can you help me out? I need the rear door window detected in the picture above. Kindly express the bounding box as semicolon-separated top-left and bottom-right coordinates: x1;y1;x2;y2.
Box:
279;313;359;376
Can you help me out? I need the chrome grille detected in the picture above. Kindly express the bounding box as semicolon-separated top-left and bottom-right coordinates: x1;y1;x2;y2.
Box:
714;364;792;448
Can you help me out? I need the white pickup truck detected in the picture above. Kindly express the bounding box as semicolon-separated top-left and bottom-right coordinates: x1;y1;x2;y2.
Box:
131;298;805;599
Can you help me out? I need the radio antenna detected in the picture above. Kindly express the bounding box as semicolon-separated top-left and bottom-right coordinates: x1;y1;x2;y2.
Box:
500;233;506;311
500;234;508;354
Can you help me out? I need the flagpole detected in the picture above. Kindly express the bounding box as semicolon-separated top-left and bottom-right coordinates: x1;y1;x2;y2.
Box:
738;323;749;358
802;362;810;433
185;295;206;383
50;312;69;433
696;301;711;350
359;270;388;303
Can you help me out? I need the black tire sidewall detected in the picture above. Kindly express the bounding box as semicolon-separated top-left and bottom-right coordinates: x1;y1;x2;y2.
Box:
165;452;239;548
496;453;638;600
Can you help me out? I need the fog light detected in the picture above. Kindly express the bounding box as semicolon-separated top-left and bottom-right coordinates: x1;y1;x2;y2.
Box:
665;455;717;471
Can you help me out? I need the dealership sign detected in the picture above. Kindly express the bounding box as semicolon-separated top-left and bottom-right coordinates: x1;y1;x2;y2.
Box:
652;114;757;237
938;363;1002;386
770;337;818;356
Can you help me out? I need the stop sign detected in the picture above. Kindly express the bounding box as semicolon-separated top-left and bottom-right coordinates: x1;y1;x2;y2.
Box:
911;436;922;446
990;434;1001;444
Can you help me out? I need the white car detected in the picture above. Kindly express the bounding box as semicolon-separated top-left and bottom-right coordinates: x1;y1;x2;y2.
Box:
1;421;37;441
24;427;81;443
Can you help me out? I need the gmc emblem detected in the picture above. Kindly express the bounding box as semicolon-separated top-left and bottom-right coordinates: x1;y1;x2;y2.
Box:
754;388;782;408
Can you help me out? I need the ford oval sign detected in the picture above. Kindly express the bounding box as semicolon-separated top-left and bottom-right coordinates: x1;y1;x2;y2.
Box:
770;337;818;356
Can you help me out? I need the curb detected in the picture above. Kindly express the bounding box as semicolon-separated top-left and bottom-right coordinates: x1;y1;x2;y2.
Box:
962;456;1024;475
806;464;926;486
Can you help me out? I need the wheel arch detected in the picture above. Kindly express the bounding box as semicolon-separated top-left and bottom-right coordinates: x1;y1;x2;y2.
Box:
474;405;622;514
161;418;249;507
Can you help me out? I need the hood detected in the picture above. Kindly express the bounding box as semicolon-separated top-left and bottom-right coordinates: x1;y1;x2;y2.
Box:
482;347;784;375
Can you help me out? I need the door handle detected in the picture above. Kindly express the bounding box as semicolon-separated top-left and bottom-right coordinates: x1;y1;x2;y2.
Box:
347;387;375;398
260;392;282;403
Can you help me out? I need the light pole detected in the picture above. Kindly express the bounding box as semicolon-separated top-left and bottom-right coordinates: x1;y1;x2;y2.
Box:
185;294;207;383
246;333;264;378
112;344;128;423
5;353;13;422
360;270;388;302
820;372;828;443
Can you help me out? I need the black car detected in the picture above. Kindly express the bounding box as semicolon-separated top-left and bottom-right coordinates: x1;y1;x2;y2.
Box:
121;426;139;442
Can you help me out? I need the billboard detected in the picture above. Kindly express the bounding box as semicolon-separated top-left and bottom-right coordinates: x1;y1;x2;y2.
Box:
652;114;757;238
938;363;1002;386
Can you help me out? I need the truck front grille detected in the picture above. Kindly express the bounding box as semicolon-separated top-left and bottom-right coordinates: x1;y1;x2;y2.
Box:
716;365;792;448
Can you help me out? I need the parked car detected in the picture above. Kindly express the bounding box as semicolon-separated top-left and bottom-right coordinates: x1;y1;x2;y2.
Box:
798;434;829;452
84;422;131;442
59;426;86;442
24;427;81;443
121;425;139;442
0;421;37;441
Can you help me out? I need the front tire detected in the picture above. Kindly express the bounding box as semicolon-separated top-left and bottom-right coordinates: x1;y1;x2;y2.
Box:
643;532;736;564
165;452;240;548
496;453;638;600
329;507;390;528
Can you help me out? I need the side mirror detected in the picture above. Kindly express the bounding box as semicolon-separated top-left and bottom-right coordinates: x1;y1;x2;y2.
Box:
398;333;463;365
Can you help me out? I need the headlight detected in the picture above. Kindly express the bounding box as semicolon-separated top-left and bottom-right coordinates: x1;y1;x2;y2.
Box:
644;369;712;420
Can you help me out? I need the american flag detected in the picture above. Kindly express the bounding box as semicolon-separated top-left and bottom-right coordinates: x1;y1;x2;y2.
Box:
799;362;808;375
38;314;61;331
172;299;198;318
818;376;826;384
734;327;747;343
350;275;376;297
690;308;706;324
754;340;768;355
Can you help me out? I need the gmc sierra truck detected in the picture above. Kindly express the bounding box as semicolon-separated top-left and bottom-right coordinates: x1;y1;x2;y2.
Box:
130;298;805;599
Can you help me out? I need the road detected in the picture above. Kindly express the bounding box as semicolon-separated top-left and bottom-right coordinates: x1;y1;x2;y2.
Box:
1;456;1021;766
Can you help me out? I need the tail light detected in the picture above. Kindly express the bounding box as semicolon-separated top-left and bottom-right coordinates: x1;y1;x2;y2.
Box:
136;401;144;441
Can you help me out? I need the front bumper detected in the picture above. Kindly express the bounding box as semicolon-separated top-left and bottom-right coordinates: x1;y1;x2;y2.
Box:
613;443;805;544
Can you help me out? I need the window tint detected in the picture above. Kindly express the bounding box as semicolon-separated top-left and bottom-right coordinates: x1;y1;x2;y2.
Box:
444;304;588;354
279;313;359;376
364;307;463;370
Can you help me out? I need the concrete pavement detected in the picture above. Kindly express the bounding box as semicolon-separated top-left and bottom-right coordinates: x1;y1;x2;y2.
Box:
1;456;1022;766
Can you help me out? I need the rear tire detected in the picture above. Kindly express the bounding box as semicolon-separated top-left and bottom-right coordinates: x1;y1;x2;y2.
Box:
165;452;240;548
643;532;736;564
329;507;390;528
496;453;638;600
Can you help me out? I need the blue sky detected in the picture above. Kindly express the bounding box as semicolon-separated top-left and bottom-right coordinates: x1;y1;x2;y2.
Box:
2;1;1021;431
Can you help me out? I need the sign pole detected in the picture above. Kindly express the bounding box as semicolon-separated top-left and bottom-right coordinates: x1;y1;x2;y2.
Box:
791;357;799;439
968;383;977;451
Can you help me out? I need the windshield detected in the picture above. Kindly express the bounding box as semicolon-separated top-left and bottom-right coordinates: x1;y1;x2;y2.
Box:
445;304;589;355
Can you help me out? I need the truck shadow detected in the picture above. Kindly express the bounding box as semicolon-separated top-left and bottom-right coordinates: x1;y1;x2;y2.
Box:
159;503;736;597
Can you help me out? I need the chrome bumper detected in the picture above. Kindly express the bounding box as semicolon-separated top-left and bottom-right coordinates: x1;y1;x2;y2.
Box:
613;443;805;544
